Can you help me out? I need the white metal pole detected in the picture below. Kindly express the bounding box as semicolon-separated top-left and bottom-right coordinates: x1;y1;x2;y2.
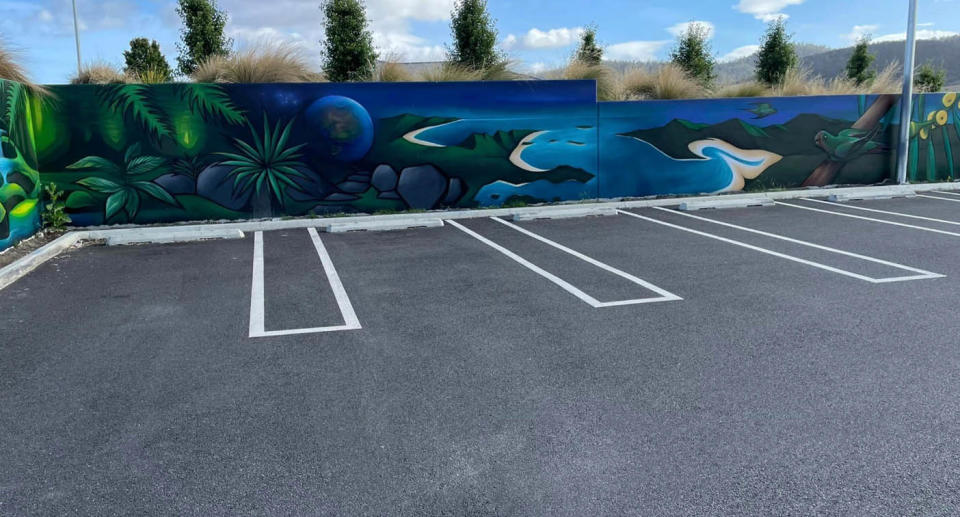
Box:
896;0;919;184
72;0;82;76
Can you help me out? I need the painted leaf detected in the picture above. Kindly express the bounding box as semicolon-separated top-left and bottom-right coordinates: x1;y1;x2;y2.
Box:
124;142;142;164
131;181;177;206
100;84;172;141
124;189;140;220
65;190;98;209
76;177;123;194
0;201;5;224
126;155;166;176
105;190;128;221
67;156;121;175
181;84;245;126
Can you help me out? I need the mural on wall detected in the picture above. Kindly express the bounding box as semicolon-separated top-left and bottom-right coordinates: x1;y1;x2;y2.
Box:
0;79;42;250
594;94;904;199
35;81;599;226
5;77;956;249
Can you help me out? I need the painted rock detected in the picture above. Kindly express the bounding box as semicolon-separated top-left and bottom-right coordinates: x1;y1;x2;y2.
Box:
371;164;398;192
397;165;448;210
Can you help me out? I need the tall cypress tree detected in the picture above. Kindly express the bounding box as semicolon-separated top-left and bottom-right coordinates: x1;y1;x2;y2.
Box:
846;36;876;85
755;18;797;85
575;26;603;65
670;23;715;85
175;0;232;76
320;0;378;82
449;0;501;70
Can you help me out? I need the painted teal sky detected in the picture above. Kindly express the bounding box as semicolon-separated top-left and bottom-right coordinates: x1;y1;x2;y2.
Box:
1;0;957;84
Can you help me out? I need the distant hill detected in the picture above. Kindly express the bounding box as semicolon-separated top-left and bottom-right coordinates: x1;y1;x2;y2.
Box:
716;37;960;86
716;43;830;83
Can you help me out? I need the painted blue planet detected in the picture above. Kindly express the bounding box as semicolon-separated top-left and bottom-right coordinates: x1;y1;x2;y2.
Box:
304;95;374;162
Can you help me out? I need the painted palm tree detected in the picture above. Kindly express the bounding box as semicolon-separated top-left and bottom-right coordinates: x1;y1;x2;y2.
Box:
217;114;310;209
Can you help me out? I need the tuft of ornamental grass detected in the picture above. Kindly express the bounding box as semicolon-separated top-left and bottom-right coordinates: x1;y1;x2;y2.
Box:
0;44;32;85
712;81;770;98
130;66;172;84
619;63;706;100
418;62;483;82
71;62;130;85
192;44;323;83
0;41;47;95
557;60;619;101
480;60;521;81
373;59;414;82
866;61;901;94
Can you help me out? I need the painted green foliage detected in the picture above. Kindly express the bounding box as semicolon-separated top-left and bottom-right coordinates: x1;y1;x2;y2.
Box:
0;79;43;249
66;143;179;222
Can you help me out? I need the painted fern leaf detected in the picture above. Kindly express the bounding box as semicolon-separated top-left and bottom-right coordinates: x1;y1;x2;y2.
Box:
181;84;245;126
99;84;172;141
2;81;37;161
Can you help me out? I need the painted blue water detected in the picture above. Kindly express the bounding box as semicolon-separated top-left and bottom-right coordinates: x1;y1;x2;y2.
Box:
416;118;762;204
411;98;865;204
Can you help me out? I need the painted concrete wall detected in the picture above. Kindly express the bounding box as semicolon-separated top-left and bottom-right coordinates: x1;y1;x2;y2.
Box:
1;80;957;251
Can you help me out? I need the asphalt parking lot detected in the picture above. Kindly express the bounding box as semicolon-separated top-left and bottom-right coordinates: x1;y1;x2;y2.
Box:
4;192;960;515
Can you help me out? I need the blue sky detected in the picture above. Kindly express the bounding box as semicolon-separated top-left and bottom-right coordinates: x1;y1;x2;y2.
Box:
2;0;958;84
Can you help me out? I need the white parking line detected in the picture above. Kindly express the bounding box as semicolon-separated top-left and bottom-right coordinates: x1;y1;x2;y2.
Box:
776;201;960;237
918;194;960;204
618;209;943;284
446;219;681;308
799;198;960;226
929;191;960;197
249;228;361;338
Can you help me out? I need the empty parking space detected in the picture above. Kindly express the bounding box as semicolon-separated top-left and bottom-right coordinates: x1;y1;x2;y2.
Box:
620;206;943;283
448;217;680;307
251;229;360;337
6;193;960;513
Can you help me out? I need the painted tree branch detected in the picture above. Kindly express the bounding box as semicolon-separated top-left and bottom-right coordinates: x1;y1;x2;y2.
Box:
800;94;899;187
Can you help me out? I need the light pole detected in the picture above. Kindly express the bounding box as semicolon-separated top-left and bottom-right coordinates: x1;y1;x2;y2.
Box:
896;0;919;184
72;0;82;76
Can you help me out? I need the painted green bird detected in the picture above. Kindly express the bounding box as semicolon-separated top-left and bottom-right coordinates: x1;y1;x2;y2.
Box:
814;124;886;163
743;102;777;119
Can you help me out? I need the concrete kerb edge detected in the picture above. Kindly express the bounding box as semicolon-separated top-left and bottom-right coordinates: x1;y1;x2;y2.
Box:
1;181;958;291
0;232;83;291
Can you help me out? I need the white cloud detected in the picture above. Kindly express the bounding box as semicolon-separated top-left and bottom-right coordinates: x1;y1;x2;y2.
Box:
502;27;585;50
719;44;760;62
844;24;879;42
872;29;959;42
604;40;670;62
667;21;715;39
528;62;548;73
219;0;457;63
522;27;584;49
734;0;804;21
757;13;788;22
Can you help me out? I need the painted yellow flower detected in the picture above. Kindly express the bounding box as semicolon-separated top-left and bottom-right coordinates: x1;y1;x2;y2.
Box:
928;111;938;121
921;127;930;140
937;110;949;125
943;92;957;108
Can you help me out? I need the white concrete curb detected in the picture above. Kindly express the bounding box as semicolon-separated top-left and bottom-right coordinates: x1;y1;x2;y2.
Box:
1;181;958;291
0;232;82;292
